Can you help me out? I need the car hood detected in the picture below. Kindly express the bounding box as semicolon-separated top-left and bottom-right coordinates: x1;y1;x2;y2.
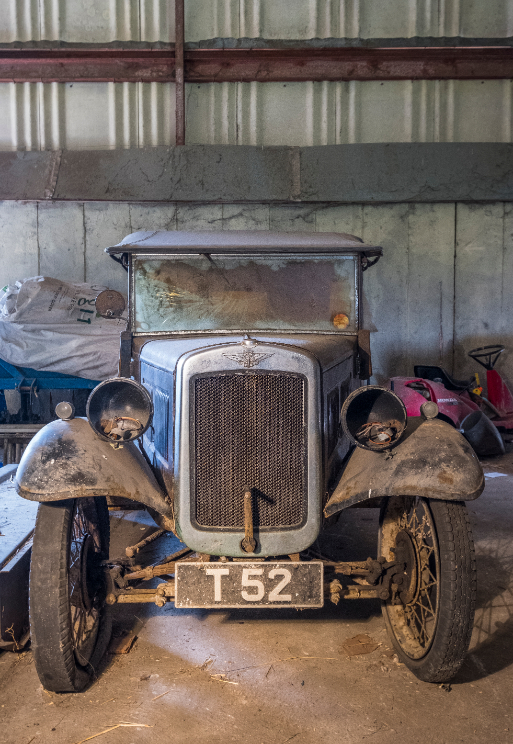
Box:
138;333;356;374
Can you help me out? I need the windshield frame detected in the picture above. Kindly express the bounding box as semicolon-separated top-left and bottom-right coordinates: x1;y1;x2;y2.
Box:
129;252;362;336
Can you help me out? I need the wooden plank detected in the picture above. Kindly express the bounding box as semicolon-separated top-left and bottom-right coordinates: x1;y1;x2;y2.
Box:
38;202;86;282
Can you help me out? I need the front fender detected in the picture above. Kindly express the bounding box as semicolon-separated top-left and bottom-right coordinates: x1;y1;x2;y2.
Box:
15;418;174;530
324;417;484;517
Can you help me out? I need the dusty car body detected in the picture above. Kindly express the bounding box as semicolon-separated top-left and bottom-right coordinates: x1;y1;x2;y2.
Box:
16;231;484;692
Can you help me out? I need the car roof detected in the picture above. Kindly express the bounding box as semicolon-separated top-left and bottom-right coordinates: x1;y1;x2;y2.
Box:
106;230;383;256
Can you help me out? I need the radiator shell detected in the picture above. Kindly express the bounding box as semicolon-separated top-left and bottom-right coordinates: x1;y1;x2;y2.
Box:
192;371;307;531
174;341;322;557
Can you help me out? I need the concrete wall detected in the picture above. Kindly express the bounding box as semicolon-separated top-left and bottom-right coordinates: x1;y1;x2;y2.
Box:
2;199;512;387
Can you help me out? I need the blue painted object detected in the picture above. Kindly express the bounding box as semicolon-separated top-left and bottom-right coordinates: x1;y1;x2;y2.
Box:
0;358;99;391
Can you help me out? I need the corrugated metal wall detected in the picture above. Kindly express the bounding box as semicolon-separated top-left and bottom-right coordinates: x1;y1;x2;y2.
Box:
2;0;513;42
2;199;512;384
1;0;512;150
1;79;512;150
0;82;175;150
185;0;513;40
1;0;174;42
186;80;513;146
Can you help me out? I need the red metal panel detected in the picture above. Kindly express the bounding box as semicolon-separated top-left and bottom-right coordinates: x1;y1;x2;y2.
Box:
0;47;512;84
0;50;175;83
175;0;185;145
185;47;513;83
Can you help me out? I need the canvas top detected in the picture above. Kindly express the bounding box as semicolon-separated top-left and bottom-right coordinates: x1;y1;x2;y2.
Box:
106;230;383;256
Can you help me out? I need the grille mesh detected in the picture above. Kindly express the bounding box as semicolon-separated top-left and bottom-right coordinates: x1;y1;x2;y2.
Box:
193;373;306;529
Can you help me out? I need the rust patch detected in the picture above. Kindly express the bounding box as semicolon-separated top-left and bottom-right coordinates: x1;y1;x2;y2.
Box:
438;471;455;485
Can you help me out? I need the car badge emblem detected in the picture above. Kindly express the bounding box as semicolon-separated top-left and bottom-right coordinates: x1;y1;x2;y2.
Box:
223;349;274;368
223;338;274;368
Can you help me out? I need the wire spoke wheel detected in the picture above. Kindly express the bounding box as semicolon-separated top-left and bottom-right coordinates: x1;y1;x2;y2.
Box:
30;497;111;692
68;501;105;666
382;498;440;658
379;496;476;683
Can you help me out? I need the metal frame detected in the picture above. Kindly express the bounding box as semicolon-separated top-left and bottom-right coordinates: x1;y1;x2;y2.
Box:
174;0;185;145
106;546;390;607
130;252;361;335
0;359;98;391
188;369;310;534
173;342;322;557
1;46;511;84
1;41;511;146
1;425;44;465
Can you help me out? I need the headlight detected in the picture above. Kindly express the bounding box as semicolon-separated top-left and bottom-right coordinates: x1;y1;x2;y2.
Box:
86;378;153;444
341;385;407;451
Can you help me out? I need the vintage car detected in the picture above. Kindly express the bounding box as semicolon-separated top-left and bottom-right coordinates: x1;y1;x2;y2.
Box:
16;231;484;692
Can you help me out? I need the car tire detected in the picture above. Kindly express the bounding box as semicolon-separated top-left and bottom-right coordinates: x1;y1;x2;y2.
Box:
30;497;111;692
378;496;476;683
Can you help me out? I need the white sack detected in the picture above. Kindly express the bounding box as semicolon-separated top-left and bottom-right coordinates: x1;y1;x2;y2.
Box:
0;277;127;380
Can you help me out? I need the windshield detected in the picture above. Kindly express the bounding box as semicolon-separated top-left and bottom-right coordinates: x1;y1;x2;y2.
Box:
132;254;358;333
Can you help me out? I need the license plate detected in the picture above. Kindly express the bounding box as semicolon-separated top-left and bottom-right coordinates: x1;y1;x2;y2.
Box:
175;561;324;609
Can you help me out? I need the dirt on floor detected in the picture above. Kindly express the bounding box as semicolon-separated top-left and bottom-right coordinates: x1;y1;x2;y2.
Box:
1;454;513;744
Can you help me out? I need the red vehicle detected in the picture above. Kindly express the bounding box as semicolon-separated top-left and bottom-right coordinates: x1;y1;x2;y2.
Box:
391;364;505;456
468;345;513;430
391;375;478;428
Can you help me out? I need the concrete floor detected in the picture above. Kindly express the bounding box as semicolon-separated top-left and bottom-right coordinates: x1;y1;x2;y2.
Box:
1;457;513;744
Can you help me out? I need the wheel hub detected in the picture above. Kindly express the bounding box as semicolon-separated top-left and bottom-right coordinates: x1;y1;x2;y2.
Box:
393;529;418;605
80;534;99;611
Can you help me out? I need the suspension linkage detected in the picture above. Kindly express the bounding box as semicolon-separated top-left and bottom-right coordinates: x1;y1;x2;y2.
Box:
325;556;405;604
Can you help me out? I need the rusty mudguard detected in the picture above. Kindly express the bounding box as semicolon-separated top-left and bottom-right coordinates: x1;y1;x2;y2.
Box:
15;418;175;530
324;417;485;517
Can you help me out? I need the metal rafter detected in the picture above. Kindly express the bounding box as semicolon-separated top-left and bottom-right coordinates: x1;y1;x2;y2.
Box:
0;46;511;84
174;0;185;145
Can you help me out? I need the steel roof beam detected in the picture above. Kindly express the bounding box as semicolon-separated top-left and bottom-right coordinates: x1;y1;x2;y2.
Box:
0;46;512;83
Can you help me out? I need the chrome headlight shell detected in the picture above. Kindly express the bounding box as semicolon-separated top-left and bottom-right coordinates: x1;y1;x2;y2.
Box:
86;378;153;444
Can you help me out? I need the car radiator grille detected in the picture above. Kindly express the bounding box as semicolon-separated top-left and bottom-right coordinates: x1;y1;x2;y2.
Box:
193;372;307;529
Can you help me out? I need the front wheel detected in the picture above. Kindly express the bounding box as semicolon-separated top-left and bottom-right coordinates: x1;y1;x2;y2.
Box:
30;497;111;692
379;496;476;683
